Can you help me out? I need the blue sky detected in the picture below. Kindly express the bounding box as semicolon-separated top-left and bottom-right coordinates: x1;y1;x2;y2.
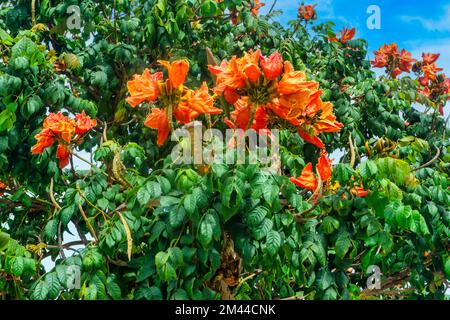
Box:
262;0;450;73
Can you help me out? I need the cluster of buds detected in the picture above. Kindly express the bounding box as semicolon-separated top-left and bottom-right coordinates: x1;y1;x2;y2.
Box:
126;60;221;145
413;53;449;115
209;50;343;149
371;43;416;79
298;3;318;22
31;112;97;168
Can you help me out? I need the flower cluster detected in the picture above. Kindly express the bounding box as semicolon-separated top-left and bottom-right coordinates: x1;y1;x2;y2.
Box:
31;112;97;168
127;60;221;145
298;4;317;21
209;50;343;148
329;27;356;44
371;43;416;78
413;53;449;115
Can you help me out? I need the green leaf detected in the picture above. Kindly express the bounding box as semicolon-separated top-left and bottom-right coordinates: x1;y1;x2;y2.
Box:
169;206;186;228
335;232;351;259
60;205;75;226
0;232;10;251
321;216;340;234
106;275;122;300
44;219;58;241
244;206;267;227
45;273;62;299
31;280;49;300
265;230;282;256
252;218;273;240
198;213;217;248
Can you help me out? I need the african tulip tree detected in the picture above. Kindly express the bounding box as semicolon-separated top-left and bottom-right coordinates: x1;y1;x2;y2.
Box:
0;0;449;300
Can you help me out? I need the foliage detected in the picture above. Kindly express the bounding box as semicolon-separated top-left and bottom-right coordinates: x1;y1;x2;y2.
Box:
0;0;449;300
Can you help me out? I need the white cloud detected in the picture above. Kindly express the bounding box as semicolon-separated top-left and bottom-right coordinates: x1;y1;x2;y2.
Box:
400;5;450;32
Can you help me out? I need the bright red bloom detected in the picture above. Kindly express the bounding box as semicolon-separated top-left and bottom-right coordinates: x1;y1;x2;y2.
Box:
126;69;162;107
422;52;440;65
260;51;283;81
144;108;170;146
75;111;97;135
56;144;70;169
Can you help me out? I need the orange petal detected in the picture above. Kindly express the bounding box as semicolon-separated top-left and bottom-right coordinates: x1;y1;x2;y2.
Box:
56;144;70;169
290;163;318;190
144;108;170;146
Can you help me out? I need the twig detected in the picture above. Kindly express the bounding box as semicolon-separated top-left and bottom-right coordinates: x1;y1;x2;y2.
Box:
412;146;441;171
49;178;62;211
235;269;263;293
349;133;356;168
268;0;278;15
77;202;98;243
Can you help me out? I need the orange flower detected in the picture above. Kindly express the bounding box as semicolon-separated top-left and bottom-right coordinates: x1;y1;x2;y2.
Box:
0;180;6;196
278;62;319;95
223;87;240;104
398;49;415;72
290;163;317;190
422;52;440;65
144;108;170;146
317;152;332;181
173;104;200;125
75;111;97;135
330;27;356;43
126;69;162;107
180;82;222;116
251;0;265;15
298;129;325;149
340;27;355;43
290;152;332;190
225;98;269;131
298;4;317;20
158;59;190;88
371;51;388;68
56;144;70;169
209;57;246;94
43;112;76;143
31;129;55;154
422;63;443;81
260;51;283;81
